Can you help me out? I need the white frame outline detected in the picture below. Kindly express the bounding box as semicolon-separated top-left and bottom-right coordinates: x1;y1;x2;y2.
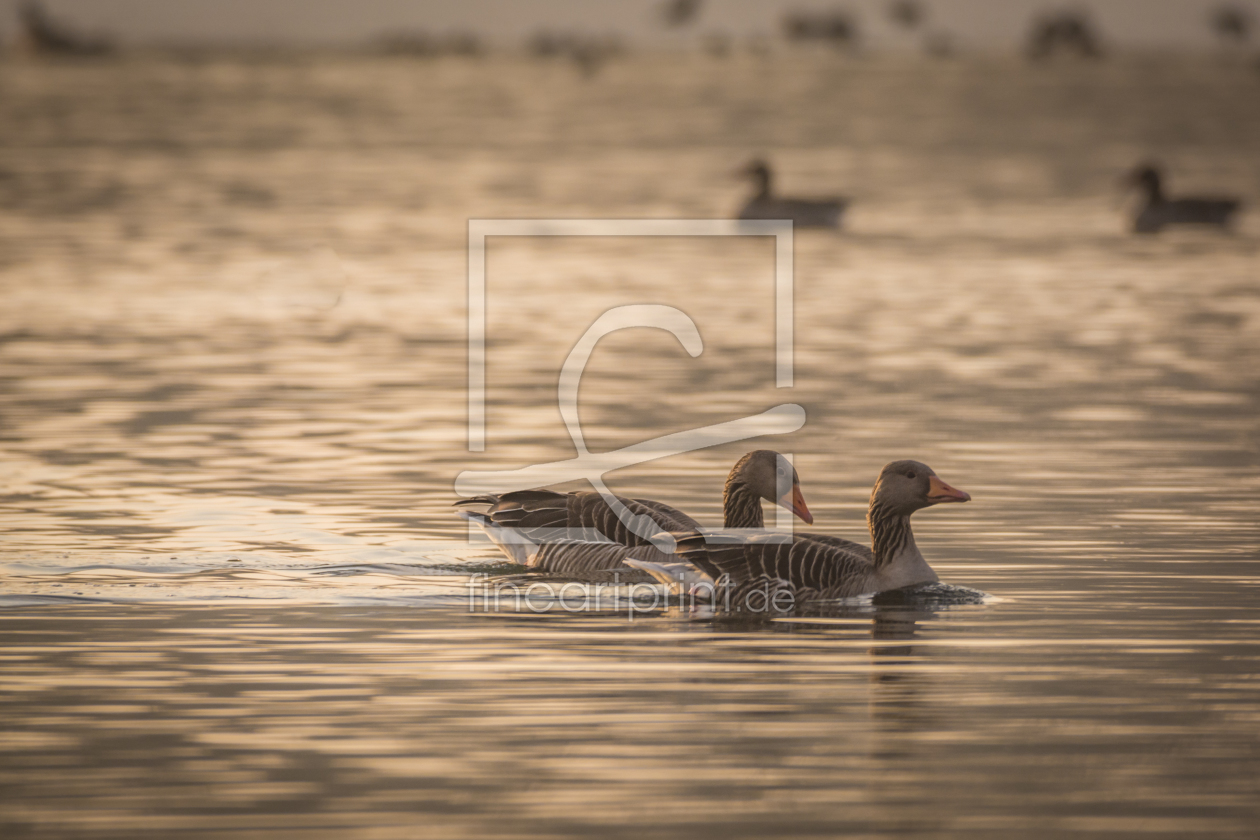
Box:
466;218;794;452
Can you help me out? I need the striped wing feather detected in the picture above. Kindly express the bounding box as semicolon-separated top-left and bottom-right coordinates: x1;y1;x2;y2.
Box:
796;533;872;562
459;490;700;548
568;492;698;547
628;497;702;532
460;490;696;578
531;540;657;583
458;489;571;540
684;530;878;601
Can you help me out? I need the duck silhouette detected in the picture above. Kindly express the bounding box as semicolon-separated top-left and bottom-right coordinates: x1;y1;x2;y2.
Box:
1127;164;1242;234
737;159;847;229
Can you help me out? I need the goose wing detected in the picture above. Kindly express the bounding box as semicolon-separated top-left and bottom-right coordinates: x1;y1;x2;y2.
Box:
627;497;703;532
779;198;847;228
739;197;847;228
677;530;877;599
534;488;700;549
456;489;696;546
795;531;873;562
529;539;660;583
1169;197;1241;226
459;508;667;582
454;489;572;540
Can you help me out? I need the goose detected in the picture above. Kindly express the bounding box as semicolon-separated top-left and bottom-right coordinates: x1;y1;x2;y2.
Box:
1127;164;1242;234
456;450;813;581
737;160;847;229
629;460;970;606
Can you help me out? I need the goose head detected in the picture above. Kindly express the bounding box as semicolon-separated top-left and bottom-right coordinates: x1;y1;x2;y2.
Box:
732;449;813;525
1126;164;1164;201
870;460;970;517
738;159;773;197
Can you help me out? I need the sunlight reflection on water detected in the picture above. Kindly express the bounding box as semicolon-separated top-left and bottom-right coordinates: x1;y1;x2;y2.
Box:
1;50;1259;838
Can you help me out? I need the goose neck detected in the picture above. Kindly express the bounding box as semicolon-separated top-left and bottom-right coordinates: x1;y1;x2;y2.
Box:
723;479;764;529
753;169;772;200
867;501;919;569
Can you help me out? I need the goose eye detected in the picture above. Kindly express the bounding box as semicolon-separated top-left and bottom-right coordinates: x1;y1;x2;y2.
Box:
906;471;916;479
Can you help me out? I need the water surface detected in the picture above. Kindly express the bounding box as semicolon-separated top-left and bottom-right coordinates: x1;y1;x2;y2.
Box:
1;50;1258;838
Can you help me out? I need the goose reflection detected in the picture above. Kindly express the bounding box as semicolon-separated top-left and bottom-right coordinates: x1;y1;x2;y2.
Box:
750;603;937;738
868;606;940;755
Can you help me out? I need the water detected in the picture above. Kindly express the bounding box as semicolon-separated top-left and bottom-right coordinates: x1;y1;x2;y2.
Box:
1;50;1259;838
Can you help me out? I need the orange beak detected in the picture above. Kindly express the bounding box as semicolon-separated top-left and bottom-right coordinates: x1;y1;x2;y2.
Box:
927;475;971;504
777;483;814;525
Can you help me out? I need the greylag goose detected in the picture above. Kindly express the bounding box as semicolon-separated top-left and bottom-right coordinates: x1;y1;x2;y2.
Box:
737;160;847;229
630;460;970;605
456;450;812;580
1127;164;1242;233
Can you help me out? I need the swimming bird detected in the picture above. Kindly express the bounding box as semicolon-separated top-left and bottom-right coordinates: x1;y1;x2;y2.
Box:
456;450;813;581
629;460;969;606
1126;164;1242;234
456;510;663;582
737;160;847;229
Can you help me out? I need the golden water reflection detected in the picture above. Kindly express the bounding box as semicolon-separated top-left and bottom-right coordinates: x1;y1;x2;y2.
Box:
1;607;1257;839
2;50;1260;838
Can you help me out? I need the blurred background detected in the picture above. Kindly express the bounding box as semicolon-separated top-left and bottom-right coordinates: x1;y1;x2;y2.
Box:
2;0;1258;562
3;0;1260;50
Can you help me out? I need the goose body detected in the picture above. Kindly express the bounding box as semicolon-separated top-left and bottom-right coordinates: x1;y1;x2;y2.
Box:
1129;165;1241;233
456;510;663;583
631;460;970;607
737;160;847;229
457;450;813;580
459;488;700;559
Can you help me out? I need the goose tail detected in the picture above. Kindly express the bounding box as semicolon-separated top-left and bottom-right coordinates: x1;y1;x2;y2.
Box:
672;530;729;582
452;494;502;508
625;530;723;599
623;558;712;588
456;510;537;566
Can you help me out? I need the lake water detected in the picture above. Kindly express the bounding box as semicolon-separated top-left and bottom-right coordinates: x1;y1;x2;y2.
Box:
1;49;1258;838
